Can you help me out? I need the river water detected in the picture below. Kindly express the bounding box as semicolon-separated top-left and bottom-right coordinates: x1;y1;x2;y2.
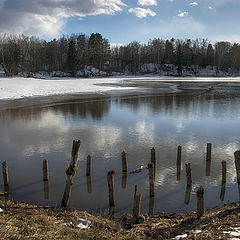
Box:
1;80;240;217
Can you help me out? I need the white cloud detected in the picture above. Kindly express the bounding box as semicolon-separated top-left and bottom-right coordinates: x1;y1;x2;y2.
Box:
137;0;157;6
177;10;189;17
190;2;198;6
0;0;126;37
129;7;156;18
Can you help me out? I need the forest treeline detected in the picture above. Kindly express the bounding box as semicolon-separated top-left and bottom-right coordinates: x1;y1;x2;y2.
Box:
1;33;240;76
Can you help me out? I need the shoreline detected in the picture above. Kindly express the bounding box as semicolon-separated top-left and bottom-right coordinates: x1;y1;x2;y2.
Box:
1;75;240;102
0;199;239;239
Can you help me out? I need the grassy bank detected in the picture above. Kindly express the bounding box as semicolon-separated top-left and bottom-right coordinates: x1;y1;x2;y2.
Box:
0;200;240;239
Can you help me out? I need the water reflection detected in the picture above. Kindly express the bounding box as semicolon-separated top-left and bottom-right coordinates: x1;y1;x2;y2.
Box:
1;85;240;214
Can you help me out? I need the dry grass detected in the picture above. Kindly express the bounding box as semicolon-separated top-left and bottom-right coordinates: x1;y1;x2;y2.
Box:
0;200;239;239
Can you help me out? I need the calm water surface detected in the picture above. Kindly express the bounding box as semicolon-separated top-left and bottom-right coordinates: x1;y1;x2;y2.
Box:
1;81;240;217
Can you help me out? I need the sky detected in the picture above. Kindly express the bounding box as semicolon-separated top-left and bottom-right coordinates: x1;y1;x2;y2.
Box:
0;0;240;45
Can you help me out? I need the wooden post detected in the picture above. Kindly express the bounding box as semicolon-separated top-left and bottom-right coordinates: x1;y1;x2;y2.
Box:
87;176;92;194
109;206;115;220
220;182;226;201
234;150;240;183
62;140;81;208
133;185;142;223
43;181;49;200
222;160;226;183
43;159;49;181
206;143;212;161
121;172;127;189
107;170;115;207
121;151;127;173
148;163;155;197
184;186;191;204
205;160;211;176
186;163;192;186
197;186;204;218
177;164;181;181
149;196;154;216
2;161;9;186
151;147;156;165
86;155;91;176
177;145;182;165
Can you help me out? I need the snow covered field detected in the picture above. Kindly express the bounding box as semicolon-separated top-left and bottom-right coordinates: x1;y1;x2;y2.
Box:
1;76;240;100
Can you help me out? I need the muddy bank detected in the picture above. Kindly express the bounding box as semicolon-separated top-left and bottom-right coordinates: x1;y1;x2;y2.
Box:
0;200;239;239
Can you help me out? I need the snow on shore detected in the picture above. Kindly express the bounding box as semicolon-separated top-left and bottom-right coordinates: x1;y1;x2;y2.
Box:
0;77;132;100
1;76;240;100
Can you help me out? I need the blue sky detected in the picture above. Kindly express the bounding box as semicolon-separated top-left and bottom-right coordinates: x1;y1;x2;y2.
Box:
0;0;240;44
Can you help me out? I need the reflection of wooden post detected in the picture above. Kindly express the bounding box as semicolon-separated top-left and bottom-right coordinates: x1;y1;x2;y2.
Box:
121;151;127;173
2;162;9;186
220;182;226;201
151;148;156;165
206;143;212;161
87;176;92;194
222;160;226;183
86;155;91;176
43;159;49;181
197;186;204;218
205;161;211;176
148;163;155;197
107;170;115;207
177;145;182;165
234;150;240;183
177;164;181;181
184;186;191;204
122;172;127;189
62;140;81;208
151;148;156;179
43;181;49;200
186;163;192;186
133;185;142;223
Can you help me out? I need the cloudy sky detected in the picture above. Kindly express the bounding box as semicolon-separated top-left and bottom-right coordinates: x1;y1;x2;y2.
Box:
0;0;239;44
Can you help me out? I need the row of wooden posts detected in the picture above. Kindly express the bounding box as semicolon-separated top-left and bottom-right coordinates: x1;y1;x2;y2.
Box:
1;141;240;222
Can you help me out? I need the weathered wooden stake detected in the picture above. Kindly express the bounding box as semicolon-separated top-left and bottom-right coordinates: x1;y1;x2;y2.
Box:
148;162;155;197
43;181;49;200
109;206;115;220
121;172;127;189
197;186;204;218
234;150;240;183
133;185;142;223
184;186;191;205
220;182;226;201
43;159;49;181
87;176;92;194
206;143;212;161
107;170;115;207
149;196;154;216
177;164;181;181
86;155;91;176
177;145;182;165
186;163;192;186
205;160;211;176
62;140;81;208
121;151;127;173
2;161;9;186
222;160;226;183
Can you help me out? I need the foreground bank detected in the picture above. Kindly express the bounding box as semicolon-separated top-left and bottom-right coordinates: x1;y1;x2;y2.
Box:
0;200;239;239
